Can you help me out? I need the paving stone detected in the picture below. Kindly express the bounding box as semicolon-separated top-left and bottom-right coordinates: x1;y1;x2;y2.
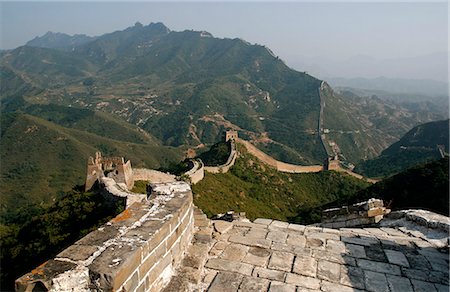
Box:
271;242;295;253
364;244;387;262
404;253;431;270
364;270;390;292
286;233;306;247
326;239;346;254
208;271;244;292
296;288;320;292
380;227;409;237
321;280;364;292
304;226;323;234
268;281;296;292
267;251;294;272
434;283;449;292
242;247;271;267
411;279;438;292
203;269;218;286
340;265;365;290
205;258;253;276
345;243;366;258
307;232;340;241
214;220;233;234
267;230;288;243
252;267;286;281
254;218;273;226
384;249;410;267
357;259;401;275
293;254;317;277
317;259;341;282
306;237;325;249
287;223;306;233
312;250;356;266
386;274;414;292
228;235;272;249
285;273;321;289
238;276;270;292
322;227;341;235
221;244;249;261
342;236;379;247
246;228;268;239
269;220;289;230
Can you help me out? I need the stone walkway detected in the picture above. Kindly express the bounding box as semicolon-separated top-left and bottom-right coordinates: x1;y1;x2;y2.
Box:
199;219;449;292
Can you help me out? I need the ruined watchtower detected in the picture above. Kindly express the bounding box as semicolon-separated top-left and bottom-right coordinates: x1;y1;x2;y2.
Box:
85;152;134;191
324;156;340;171
224;130;238;142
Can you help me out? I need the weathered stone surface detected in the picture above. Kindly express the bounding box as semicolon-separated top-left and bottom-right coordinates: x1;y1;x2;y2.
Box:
214;220;233;234
292;255;317;277
252;267;285;281
267;251;294;272
268;281;296;292
267;230;288;243
221;244;250;261
364;270;390;292
238;276;270;292
57;244;98;261
208;271;244;292
242;247;271;267
285;273;321;289
321;280;364;292
312;250;356;266
254;218;273;226
205;258;253;276
357;259;401;275
287;223;306;233
306;237;325;249
228;235;271;249
340;266;365;290
326;239;346;254
269;220;289;230
286;233;306;247
317;259;340;282
384;249;410;267
411;279;439;292
342;236;379;247
386;274;414;292
246;228;268;239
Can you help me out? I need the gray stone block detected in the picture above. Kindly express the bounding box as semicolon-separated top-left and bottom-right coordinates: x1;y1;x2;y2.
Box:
252;267;286;281
208;271;244;292
357;259;401;275
317;259;341;282
293;254;317;277
238;276;270;292
285;273;321;289
205;258;253;276
268;281;296;292
364;270;389;292
267;251;294;272
386;274;414;292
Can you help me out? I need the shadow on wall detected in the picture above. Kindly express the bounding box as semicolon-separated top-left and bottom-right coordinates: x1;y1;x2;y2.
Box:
326;233;449;291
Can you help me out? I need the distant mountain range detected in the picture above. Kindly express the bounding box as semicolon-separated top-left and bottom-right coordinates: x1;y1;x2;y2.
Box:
355;119;449;178
328;76;448;97
2;22;446;166
26;31;96;50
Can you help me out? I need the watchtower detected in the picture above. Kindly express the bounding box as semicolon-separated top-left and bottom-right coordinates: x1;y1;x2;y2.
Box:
224;130;238;142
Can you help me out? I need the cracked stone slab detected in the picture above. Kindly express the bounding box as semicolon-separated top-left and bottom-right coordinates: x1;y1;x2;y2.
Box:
292;254;317;277
317;259;341;282
238;276;270;292
268;281;296;292
208;271;244;292
267;251;294;272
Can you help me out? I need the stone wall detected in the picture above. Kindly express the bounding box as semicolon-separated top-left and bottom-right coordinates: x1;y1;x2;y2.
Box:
238;139;323;173
15;182;195;292
184;159;204;184
204;139;238;174
320;198;390;228
133;168;176;183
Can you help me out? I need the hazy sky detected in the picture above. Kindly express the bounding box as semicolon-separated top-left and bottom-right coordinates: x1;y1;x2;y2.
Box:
1;2;448;80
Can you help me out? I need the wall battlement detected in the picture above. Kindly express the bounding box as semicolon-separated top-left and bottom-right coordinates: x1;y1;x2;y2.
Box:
16;182;194;292
85;152;134;191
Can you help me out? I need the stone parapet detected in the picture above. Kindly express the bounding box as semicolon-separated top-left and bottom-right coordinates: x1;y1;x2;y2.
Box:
320;198;390;228
184;159;204;184
204;140;238;174
15;182;195;292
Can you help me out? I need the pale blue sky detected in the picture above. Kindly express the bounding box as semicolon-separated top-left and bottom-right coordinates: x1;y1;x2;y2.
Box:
1;2;448;80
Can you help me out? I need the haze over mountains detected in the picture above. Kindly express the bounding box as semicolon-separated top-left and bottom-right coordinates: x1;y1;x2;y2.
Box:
1;21;448;211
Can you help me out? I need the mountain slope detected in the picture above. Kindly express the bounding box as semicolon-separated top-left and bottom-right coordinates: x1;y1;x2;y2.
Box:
0;112;183;217
355;119;449;177
2;22;446;166
192;144;370;221
26;31;96;50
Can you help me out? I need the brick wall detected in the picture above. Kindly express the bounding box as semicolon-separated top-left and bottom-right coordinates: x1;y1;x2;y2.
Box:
15;182;195;292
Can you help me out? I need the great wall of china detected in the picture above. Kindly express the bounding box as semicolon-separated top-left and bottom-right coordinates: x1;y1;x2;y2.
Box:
16;131;448;291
